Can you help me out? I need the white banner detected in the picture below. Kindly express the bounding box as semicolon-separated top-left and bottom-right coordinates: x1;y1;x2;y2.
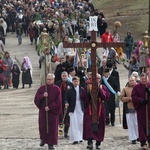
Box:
89;16;98;31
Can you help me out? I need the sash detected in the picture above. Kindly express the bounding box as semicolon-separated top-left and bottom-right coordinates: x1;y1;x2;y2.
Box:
102;76;116;95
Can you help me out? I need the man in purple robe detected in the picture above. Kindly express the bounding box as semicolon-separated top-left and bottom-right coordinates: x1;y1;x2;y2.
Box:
81;73;110;149
34;73;62;150
131;73;150;149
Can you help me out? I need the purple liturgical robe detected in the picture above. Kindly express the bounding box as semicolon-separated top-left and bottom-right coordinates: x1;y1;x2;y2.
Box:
131;83;150;142
81;85;110;141
34;84;62;145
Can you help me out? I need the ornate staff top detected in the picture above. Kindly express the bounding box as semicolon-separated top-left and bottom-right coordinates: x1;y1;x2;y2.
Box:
38;28;51;53
142;31;150;48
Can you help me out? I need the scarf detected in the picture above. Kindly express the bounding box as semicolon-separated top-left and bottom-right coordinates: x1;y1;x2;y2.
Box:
102;76;116;95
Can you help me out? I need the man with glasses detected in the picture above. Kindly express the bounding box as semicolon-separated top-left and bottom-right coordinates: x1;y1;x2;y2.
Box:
34;73;62;150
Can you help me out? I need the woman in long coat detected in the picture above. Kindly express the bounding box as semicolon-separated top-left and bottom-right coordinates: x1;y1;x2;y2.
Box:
21;56;32;88
11;64;20;89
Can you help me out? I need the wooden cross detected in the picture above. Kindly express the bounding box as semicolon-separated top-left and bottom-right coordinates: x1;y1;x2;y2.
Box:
63;18;125;131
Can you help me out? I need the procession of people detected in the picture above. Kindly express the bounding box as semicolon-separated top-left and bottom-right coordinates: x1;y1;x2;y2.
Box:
0;0;150;150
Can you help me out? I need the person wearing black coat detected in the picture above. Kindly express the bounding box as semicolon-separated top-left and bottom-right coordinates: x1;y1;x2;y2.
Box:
65;77;84;113
55;71;73;138
106;60;120;91
65;76;84;144
102;68;119;126
11;64;20;89
54;62;69;83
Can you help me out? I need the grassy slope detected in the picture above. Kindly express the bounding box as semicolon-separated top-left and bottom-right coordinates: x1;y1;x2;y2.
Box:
93;0;149;42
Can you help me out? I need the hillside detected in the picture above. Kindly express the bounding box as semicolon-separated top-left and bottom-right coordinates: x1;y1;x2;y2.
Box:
93;0;149;42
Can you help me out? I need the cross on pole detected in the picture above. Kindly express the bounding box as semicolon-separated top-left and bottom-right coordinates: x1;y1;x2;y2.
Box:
63;16;125;131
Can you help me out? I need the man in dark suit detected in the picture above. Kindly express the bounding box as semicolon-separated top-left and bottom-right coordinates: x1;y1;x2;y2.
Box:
55;71;73;138
106;60;120;92
102;68;119;126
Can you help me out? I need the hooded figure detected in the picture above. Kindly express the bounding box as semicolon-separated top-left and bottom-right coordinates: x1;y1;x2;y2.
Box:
21;56;33;88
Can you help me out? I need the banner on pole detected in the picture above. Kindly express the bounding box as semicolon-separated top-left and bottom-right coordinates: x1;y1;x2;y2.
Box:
89;16;98;31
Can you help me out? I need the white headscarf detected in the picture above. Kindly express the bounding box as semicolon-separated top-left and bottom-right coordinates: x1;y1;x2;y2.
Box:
23;56;33;76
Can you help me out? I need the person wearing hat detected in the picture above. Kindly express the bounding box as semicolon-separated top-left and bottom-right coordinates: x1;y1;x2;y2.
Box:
68;67;76;82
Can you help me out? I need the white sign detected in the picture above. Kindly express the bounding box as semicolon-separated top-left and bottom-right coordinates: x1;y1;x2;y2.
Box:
89;16;98;31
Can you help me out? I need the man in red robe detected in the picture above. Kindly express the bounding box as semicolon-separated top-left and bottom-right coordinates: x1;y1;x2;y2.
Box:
81;73;110;149
34;73;62;150
131;73;150;149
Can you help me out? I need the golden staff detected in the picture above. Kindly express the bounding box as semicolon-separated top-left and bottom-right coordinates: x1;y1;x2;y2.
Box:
44;49;49;134
41;28;50;134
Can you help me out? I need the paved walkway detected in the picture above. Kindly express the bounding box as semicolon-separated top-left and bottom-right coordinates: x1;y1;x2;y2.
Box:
0;33;142;150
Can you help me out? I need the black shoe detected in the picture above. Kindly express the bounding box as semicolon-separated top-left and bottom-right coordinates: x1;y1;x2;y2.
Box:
72;141;78;145
96;145;100;149
39;140;45;147
111;123;115;126
79;140;83;143
48;145;54;149
64;133;68;138
96;141;101;149
87;144;93;149
29;84;31;88
132;140;136;144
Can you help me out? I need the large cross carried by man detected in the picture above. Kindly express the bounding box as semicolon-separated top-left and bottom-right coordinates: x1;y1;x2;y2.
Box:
63;16;125;131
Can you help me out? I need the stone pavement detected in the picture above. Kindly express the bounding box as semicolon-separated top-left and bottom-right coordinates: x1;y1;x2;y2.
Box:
0;33;142;150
